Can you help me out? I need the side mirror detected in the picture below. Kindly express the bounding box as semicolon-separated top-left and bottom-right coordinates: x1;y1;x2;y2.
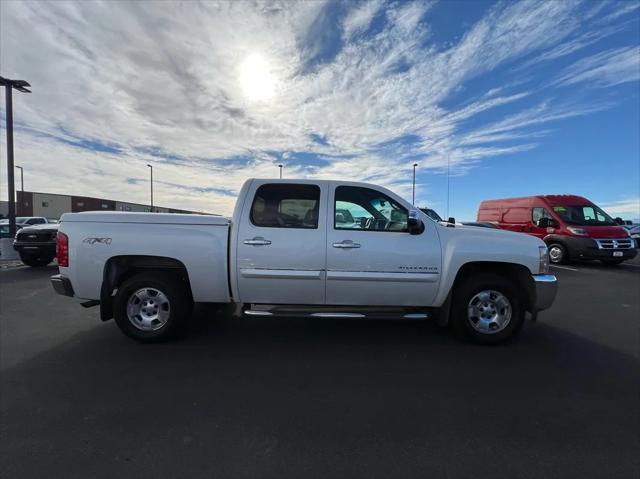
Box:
615;217;624;225
537;217;557;228
407;210;424;235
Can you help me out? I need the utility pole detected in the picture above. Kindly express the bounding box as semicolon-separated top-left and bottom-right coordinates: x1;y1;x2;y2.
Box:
412;163;418;205
0;76;31;236
147;164;154;212
278;164;283;179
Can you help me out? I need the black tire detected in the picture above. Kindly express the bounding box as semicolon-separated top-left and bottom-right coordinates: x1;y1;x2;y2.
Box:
450;273;525;345
113;271;193;343
547;243;568;264
20;254;54;267
600;259;625;266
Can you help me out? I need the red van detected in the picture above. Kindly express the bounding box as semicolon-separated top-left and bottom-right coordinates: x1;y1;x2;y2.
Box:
477;195;637;265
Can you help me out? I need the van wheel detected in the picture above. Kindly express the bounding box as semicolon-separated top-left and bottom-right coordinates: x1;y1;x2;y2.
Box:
113;271;193;342
451;273;525;345
547;243;567;264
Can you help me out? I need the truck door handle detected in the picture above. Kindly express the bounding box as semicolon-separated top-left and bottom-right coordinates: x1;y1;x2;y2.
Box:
244;237;272;246
333;240;361;249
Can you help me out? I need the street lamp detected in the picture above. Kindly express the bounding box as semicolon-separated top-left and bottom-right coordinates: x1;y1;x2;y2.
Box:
412;163;418;205
278;164;283;179
0;76;31;236
147;164;154;212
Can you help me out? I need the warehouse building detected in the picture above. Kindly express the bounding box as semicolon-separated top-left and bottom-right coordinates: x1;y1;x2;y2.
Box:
3;191;206;219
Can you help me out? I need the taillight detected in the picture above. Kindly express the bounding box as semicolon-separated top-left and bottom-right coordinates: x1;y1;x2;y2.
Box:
57;232;69;267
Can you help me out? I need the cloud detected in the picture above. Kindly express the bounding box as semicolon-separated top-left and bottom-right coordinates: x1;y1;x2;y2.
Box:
342;0;385;40
599;197;640;219
0;0;638;214
553;46;640;87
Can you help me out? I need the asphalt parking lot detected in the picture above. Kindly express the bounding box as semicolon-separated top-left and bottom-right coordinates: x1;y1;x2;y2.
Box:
1;259;639;479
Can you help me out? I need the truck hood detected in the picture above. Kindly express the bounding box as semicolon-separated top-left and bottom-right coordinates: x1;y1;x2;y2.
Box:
436;222;544;275
439;222;545;246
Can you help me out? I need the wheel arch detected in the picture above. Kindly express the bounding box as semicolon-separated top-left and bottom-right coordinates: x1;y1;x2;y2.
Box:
439;261;534;326
100;255;193;321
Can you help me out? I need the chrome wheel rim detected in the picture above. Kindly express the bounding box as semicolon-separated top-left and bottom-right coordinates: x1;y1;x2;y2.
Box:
126;287;171;331
467;290;512;334
549;246;563;263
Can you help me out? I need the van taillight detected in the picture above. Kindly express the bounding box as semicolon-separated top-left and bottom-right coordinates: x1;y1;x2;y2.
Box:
57;232;69;267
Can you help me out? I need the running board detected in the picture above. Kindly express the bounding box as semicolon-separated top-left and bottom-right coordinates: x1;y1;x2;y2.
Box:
244;310;273;317
243;306;431;320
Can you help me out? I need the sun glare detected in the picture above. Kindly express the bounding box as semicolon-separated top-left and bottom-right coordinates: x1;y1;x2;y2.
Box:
239;53;276;102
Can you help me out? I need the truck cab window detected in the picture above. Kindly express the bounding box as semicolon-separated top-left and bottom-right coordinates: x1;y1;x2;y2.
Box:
335;186;407;232
251;184;320;229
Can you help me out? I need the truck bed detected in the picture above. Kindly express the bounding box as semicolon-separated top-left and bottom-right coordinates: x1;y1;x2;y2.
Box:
58;211;231;303
61;211;229;225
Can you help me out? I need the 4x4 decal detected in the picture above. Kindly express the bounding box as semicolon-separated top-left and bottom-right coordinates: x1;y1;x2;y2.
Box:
83;237;112;245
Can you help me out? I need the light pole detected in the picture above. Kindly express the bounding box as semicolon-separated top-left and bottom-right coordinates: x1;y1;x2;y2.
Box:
412;163;418;205
147;164;154;212
278;164;283;179
0;76;31;236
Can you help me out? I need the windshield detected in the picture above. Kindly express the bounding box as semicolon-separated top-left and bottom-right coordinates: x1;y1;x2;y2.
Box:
552;204;616;226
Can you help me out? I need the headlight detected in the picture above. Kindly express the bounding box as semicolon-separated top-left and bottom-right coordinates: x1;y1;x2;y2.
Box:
539;245;549;274
567;226;588;236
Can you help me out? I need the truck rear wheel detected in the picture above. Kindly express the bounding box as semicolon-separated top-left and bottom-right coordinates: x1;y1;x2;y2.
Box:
450;273;525;345
113;271;193;342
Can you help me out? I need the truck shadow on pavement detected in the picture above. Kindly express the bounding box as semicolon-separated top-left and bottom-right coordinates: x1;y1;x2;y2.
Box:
2;300;639;479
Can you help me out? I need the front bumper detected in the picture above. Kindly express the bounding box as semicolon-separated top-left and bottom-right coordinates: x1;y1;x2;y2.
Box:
560;236;637;260
51;274;74;297
532;274;558;311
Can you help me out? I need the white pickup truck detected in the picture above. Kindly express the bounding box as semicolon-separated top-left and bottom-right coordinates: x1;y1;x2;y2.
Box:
51;179;557;344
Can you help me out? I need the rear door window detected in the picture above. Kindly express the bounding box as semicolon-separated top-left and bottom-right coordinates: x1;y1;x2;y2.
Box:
250;184;320;229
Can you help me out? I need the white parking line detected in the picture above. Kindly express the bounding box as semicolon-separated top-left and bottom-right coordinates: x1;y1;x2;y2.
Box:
551;264;580;272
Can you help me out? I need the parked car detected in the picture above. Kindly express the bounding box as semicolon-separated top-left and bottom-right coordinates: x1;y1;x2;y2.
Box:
419;208;443;222
0;216;55;226
51;179;557;345
0;223;24;239
13;223;58;267
477;195;637;265
624;224;640;248
462;222;499;229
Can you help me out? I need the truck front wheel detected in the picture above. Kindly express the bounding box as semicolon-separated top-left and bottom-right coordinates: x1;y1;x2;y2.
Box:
451;273;525;345
113;271;193;342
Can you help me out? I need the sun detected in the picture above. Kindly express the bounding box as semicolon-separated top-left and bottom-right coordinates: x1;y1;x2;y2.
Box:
239;53;276;102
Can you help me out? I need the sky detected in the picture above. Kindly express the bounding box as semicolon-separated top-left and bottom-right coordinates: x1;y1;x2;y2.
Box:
0;0;639;220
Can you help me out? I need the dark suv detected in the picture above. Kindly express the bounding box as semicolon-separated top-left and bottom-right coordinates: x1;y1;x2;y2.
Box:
13;223;58;267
